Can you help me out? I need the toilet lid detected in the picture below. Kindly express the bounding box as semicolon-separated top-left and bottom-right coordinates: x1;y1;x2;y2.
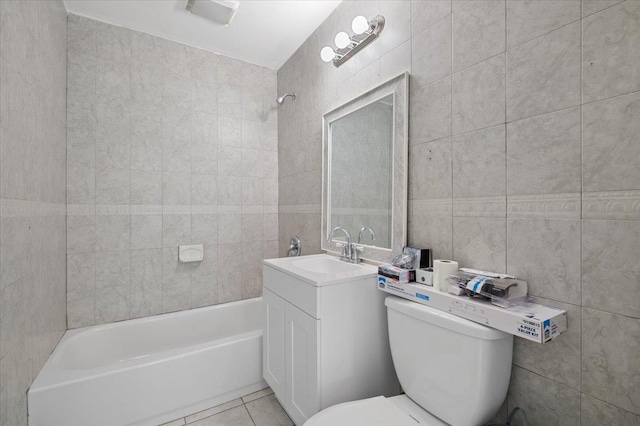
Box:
304;396;418;426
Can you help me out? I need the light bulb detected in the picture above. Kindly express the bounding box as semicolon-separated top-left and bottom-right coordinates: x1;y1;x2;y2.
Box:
351;16;369;35
320;46;336;63
334;31;351;49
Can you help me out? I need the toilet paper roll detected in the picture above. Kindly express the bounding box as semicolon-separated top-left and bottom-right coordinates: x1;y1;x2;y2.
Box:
433;260;459;292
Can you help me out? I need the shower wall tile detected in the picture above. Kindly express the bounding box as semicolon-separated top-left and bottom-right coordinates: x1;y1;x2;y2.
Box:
131;170;163;205
582;91;640;192
66;16;277;328
582;308;640;415
380;40;411;83
452;0;505;72
453;217;506;272
218;177;242;206
507;107;581;196
192;213;218;246
582;0;625;17
242;177;265;206
279;0;640;422
68;14;97;57
582;1;640;103
409;77;451;144
68;53;96;93
191;274;218;309
411;17;451;89
408;200;453;260
507;218;581;305
452;125;505;198
217;243;242;303
581;394;640;426
452;54;505;134
506;0;581;49
506;22;581;121
279;170;321;206
95;214;130;252
96;168;130;205
409;138;452;200
67;214;96;254
218;213;241;244
130;249;163;318
192;175;218;205
131;215;163;250
96;21;131;63
241;241;264;299
411;0;451;37
507;366;581;426
0;1;67;421
582;220;640;319
163;214;192;248
379;1;411;56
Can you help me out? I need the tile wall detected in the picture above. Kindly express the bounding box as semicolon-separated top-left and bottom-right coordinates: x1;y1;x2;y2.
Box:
66;16;278;328
277;0;640;423
0;1;68;425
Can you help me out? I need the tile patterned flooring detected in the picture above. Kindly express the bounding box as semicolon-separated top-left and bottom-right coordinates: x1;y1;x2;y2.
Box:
161;387;293;426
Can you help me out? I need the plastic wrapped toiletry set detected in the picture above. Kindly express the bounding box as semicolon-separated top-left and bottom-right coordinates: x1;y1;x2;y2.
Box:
377;249;567;344
446;271;529;308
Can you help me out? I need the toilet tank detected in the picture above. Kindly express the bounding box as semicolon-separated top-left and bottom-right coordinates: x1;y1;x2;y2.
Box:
385;296;513;426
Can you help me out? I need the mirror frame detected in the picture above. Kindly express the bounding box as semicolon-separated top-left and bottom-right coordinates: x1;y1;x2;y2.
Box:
321;72;409;264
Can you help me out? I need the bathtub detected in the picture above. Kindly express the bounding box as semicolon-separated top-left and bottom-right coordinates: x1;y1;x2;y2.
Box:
28;297;267;426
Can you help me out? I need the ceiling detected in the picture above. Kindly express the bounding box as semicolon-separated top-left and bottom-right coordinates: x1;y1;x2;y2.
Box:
63;0;342;70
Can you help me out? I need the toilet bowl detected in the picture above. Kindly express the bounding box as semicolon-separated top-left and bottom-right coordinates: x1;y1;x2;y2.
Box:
305;296;513;426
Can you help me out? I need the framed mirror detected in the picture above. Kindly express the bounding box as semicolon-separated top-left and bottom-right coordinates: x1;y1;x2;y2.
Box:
322;72;409;263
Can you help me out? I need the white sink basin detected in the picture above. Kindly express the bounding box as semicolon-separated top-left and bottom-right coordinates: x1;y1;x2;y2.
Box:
292;257;361;274
264;254;378;286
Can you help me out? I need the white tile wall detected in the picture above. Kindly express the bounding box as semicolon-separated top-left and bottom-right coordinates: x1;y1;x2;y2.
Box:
66;15;278;328
0;1;68;425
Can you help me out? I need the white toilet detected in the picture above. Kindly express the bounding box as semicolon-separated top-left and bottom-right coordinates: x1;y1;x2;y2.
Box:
305;296;513;426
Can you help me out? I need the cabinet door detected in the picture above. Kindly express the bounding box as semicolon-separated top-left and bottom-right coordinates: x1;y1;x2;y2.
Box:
263;288;286;398
285;303;319;426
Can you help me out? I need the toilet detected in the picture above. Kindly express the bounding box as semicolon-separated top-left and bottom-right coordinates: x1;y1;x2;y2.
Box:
305;296;513;426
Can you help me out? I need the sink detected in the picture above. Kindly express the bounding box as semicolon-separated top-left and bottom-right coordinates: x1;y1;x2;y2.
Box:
263;254;378;286
292;257;361;274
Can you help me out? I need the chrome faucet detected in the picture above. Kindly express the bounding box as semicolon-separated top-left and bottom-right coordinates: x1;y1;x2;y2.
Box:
357;225;376;244
328;226;360;263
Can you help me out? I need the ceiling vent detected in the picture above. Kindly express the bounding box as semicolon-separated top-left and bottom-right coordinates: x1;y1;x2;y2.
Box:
185;0;240;26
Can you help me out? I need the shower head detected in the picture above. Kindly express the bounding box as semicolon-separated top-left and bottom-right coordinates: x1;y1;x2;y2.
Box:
276;93;296;105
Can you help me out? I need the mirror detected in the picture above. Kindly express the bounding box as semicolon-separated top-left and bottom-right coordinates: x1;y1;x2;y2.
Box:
322;73;409;263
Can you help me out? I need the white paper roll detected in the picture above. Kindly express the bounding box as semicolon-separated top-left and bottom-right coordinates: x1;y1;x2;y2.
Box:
433;259;459;292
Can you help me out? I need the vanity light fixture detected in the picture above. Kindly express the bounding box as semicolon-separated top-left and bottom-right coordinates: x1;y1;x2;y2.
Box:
320;15;385;68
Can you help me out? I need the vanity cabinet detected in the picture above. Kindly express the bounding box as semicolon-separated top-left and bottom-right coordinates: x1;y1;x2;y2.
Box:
263;255;399;426
264;289;319;422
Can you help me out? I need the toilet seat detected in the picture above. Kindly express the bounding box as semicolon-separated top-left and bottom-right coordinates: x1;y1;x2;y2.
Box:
304;396;416;426
304;395;449;426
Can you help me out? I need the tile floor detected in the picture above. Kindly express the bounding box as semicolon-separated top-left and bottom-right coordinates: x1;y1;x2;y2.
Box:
161;387;293;426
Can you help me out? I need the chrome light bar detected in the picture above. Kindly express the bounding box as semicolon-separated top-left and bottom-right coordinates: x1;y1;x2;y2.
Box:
323;15;385;68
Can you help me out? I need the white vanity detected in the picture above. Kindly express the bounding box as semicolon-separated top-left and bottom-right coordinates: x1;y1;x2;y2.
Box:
262;254;399;426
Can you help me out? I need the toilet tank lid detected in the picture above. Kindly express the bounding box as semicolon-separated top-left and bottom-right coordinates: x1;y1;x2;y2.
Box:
385;296;510;340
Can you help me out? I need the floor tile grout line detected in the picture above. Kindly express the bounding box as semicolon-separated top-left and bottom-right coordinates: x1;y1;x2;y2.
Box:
243;401;258;426
177;391;278;425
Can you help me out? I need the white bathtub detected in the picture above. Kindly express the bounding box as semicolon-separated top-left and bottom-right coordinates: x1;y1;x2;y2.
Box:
28;297;267;426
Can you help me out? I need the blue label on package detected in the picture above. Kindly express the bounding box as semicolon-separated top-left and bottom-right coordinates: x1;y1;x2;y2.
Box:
416;293;430;301
378;276;386;289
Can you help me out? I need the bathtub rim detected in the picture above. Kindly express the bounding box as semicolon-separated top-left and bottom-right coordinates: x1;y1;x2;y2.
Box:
30;297;264;391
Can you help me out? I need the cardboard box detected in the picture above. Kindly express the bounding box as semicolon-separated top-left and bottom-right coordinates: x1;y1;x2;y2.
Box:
377;275;567;344
378;264;415;283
